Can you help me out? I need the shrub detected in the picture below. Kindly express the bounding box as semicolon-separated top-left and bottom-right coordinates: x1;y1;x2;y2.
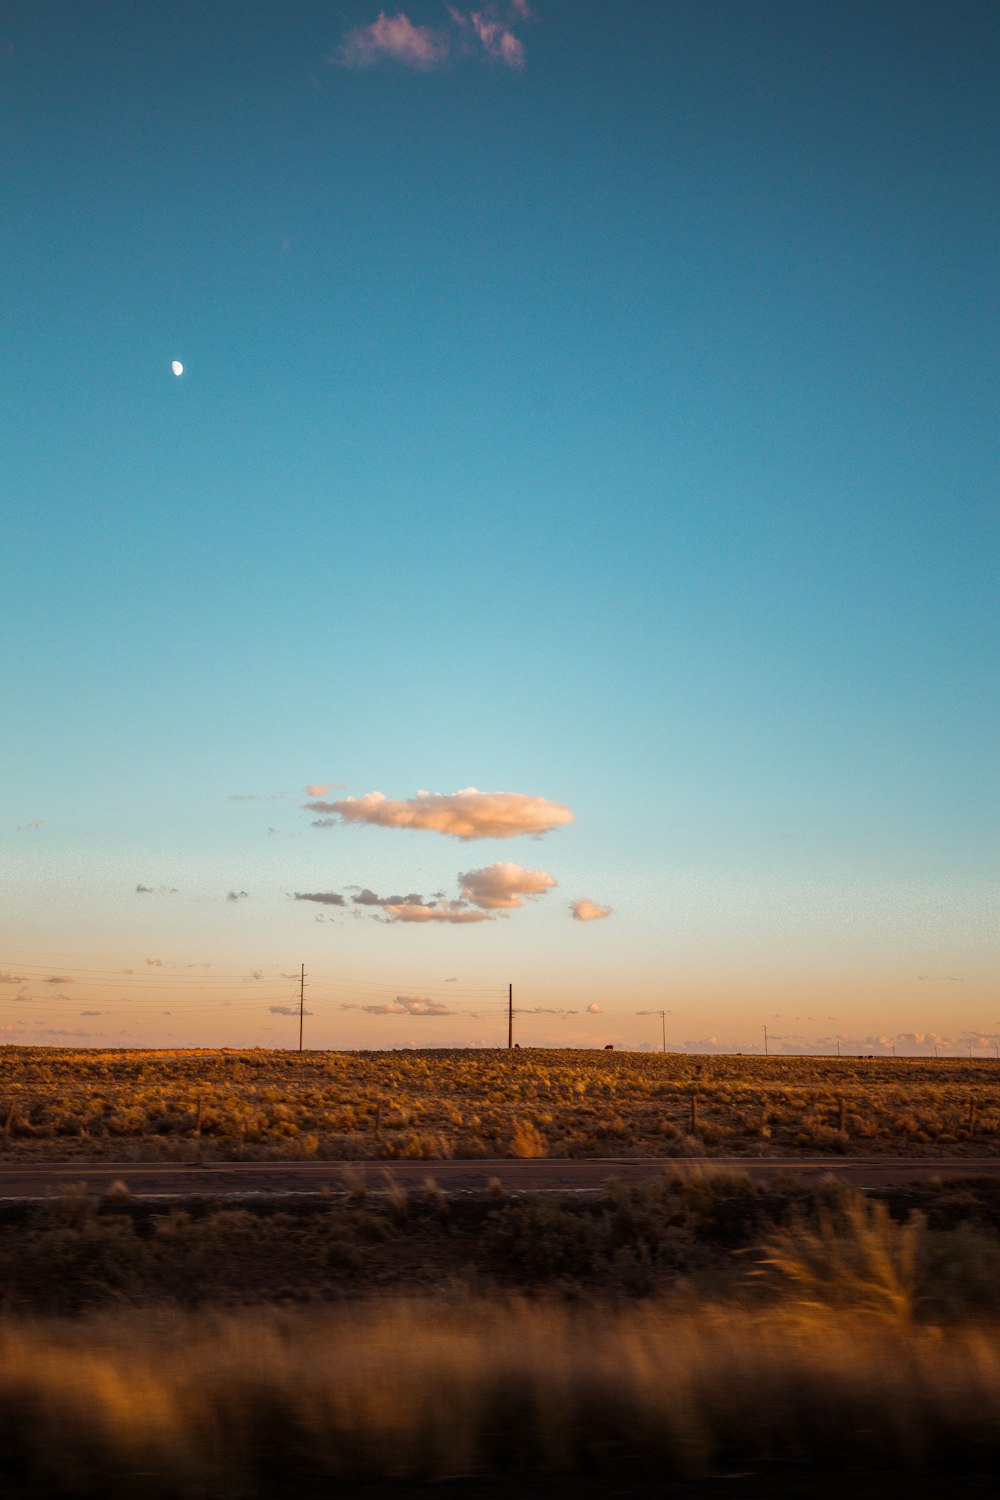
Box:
509;1120;548;1159
755;1189;923;1322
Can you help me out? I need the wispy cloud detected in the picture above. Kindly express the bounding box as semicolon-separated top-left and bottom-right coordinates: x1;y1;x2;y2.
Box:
586;1002;603;1014
297;856;562;927
450;5;526;68
269;1004;314;1017
227;890;250;902
33;1024;105;1040
338;11;450;69
304;782;344;797
459;861;556;909
134;883;178;895
306;787;573;840
682;1037;743;1054
349;993;453;1017
16;818;44;831
570;898;613;922
350;887;428;908
382;902;490;923
0;972;28;985
44;975;72;985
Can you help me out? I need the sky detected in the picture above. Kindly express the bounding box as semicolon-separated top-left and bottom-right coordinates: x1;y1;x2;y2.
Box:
2;1;998;1056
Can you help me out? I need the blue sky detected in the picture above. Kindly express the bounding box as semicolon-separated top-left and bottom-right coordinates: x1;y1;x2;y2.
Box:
3;1;998;1053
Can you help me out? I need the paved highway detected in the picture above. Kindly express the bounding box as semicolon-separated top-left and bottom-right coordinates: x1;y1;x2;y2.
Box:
1;1155;999;1199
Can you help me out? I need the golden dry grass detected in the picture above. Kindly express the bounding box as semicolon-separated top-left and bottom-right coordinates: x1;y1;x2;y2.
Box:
1;1045;998;1161
1;1298;1000;1496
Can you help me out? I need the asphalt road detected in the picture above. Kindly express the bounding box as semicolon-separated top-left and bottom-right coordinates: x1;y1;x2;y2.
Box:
1;1155;999;1199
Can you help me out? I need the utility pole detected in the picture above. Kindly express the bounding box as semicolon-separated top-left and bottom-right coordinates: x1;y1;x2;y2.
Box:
298;963;306;1053
659;1009;666;1053
507;982;513;1049
836;1039;841;1058
763;1024;769;1057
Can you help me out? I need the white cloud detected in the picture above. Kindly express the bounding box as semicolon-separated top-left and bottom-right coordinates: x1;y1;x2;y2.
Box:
586;1002;603;1014
570;898;613;922
306;787;573;840
459;861;557;909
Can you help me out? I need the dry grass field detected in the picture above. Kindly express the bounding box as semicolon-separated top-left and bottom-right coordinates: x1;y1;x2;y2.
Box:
0;1045;998;1162
5;1271;1000;1495
5;1045;1000;1494
2;1135;1000;1493
4;1299;1000;1496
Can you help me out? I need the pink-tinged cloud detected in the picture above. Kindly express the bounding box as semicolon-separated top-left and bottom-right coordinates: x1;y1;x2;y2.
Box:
338;12;450;70
0;972;28;985
306;787;574;840
304;782;342;797
570;898;613;922
459;860;556;909
44;975;72;985
383;901;491;924
357;994;453;1016
586;1002;603;1014
449;4;527;66
469;9;524;66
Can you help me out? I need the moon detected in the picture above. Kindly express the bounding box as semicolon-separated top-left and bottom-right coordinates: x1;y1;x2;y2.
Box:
171;360;184;377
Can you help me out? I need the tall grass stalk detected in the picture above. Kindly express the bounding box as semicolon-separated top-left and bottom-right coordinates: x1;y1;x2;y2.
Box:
758;1193;924;1321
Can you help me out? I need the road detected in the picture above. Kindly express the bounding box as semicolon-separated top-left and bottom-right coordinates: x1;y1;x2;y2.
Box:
1;1155;999;1199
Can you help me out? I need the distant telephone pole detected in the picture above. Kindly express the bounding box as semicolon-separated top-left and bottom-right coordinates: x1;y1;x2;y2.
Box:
659;1009;667;1053
298;964;306;1053
763;1024;769;1057
508;983;513;1049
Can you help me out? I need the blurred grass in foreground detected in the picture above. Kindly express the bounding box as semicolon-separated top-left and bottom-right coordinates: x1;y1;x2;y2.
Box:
2;1298;1000;1497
